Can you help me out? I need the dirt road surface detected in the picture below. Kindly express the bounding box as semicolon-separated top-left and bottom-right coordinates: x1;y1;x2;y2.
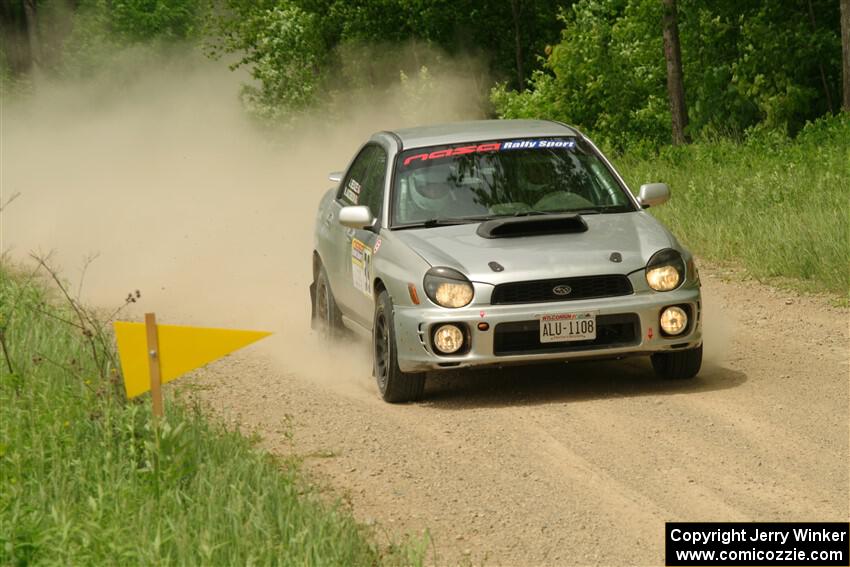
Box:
192;267;849;566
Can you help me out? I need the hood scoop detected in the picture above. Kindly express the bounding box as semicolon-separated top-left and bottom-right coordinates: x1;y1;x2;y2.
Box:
476;214;589;239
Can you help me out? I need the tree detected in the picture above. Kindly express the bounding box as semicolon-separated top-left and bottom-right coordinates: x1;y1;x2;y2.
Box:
22;0;39;66
211;1;326;121
289;0;569;91
661;0;688;144
0;0;37;75
842;0;850;111
491;0;671;149
807;0;835;113
511;0;525;90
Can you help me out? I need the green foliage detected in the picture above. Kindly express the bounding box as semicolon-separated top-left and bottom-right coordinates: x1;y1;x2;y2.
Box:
492;0;844;149
208;0;570;121
105;0;207;41
0;266;422;566
617;114;850;293
492;0;669;147
292;0;569;88
682;0;842;136
6;0;846;135
211;1;326;121
64;0;209;45
0;45;21;99
26;0;212;79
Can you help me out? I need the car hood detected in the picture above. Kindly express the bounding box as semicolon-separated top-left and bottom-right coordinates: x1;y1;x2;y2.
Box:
393;212;674;284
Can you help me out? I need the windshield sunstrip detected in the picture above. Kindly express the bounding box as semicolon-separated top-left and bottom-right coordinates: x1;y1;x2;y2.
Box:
402;139;577;167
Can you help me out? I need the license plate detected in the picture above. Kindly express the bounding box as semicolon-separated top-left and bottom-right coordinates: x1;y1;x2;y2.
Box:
539;312;597;343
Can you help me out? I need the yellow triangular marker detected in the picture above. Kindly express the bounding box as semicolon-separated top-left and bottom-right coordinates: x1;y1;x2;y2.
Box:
114;321;271;398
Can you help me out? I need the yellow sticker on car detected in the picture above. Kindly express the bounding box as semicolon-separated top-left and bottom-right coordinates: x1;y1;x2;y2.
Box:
351;238;373;296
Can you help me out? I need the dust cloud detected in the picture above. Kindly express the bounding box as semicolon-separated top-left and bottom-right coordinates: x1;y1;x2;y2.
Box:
1;48;486;387
1;48;728;392
699;290;733;368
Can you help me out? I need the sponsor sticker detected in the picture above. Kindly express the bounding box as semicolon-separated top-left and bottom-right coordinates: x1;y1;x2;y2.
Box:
403;142;502;166
373;237;382;254
401;138;577;167
351;239;373;296
500;139;576;150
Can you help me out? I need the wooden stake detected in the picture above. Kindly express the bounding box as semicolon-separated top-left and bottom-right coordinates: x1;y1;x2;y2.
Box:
144;313;164;418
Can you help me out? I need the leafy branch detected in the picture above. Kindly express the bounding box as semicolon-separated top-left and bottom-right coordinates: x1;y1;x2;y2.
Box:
26;253;140;401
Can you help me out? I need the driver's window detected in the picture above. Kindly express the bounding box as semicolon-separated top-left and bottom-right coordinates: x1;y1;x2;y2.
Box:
339;146;374;206
339;144;387;221
361;148;387;218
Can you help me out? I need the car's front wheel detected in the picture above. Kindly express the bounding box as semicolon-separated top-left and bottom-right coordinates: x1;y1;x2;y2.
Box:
374;290;426;403
651;344;702;379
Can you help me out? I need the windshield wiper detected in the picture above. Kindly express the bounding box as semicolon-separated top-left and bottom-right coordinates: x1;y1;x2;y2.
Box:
495;206;628;218
507;210;550;217
551;205;630;215
394;216;491;230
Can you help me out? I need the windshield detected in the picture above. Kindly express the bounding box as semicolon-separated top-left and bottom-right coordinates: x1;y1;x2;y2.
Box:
391;137;636;227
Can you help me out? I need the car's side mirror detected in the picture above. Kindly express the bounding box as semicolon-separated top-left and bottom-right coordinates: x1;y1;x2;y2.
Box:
339;206;376;230
328;171;343;184
638;183;670;208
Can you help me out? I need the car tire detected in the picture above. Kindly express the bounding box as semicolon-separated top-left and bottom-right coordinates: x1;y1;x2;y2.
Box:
651;344;702;380
373;289;426;403
313;265;344;339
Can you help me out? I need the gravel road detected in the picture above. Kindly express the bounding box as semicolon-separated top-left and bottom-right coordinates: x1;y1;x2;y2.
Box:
192;267;849;566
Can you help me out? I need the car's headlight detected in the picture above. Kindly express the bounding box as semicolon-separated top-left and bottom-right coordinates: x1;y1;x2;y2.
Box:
646;249;685;291
423;267;474;308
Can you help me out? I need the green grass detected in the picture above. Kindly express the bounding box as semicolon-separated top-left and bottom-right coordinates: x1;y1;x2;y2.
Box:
616;115;850;295
0;265;423;566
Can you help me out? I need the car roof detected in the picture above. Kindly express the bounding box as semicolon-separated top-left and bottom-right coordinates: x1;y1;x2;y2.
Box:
385;119;580;150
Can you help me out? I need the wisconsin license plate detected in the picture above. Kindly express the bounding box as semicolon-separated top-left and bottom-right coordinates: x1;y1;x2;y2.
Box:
539;312;597;343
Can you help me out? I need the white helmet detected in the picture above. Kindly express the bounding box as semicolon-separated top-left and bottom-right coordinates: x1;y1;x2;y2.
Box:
410;167;453;214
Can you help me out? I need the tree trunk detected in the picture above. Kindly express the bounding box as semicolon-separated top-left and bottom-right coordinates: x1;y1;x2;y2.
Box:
841;0;850;112
0;2;33;74
511;0;524;91
808;0;834;114
662;0;689;144
22;0;39;67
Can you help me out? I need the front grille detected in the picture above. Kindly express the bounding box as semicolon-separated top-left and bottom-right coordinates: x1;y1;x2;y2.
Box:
493;313;640;356
491;275;633;305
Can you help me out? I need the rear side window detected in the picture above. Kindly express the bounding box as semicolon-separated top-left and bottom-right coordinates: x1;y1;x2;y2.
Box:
339;144;387;219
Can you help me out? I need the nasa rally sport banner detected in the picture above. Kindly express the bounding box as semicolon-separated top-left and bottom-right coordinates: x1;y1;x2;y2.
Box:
665;522;849;566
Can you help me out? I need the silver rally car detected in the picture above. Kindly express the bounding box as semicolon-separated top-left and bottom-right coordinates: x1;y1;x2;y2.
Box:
311;120;702;402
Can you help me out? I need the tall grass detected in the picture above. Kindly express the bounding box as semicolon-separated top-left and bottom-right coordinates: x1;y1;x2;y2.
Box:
0;265;422;566
617;115;850;295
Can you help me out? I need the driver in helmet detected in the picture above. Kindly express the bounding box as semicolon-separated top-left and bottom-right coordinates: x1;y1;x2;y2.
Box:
517;153;553;194
408;167;454;219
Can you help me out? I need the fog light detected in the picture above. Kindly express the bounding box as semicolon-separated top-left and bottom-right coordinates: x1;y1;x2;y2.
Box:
433;324;464;354
660;306;688;335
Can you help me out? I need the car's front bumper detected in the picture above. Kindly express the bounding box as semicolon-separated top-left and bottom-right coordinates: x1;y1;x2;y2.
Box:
392;283;702;373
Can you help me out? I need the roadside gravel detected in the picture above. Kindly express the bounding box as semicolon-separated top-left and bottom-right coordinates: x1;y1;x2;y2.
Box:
190;268;849;566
